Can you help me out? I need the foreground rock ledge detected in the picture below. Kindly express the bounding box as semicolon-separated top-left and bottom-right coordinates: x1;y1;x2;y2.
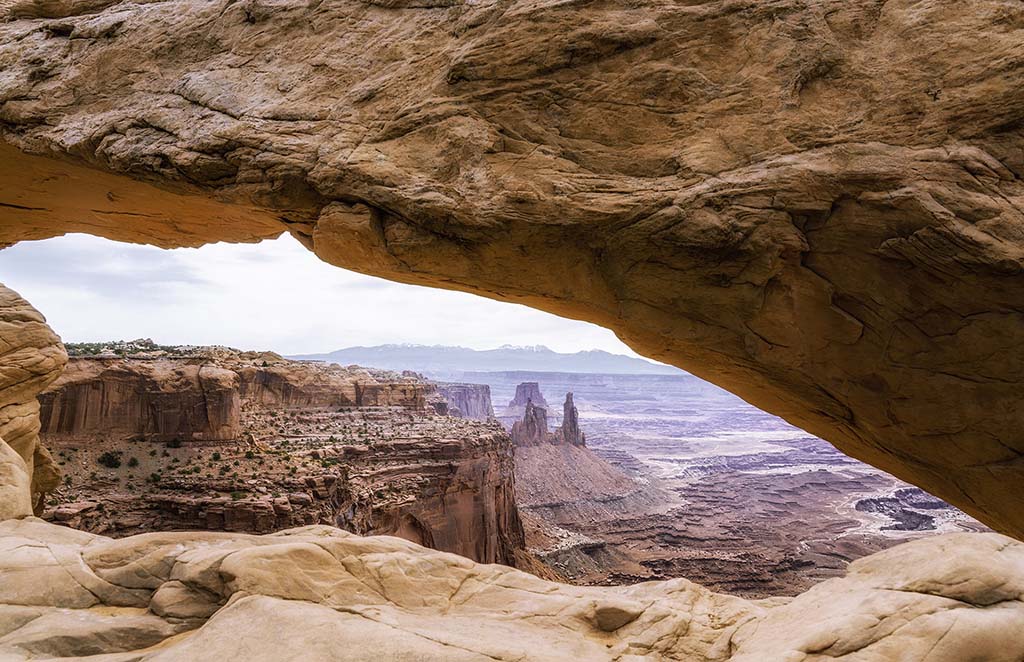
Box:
0;519;1021;661
1;0;1022;539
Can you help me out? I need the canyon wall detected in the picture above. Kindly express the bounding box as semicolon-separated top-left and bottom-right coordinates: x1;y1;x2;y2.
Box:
38;356;437;443
38;353;524;566
437;383;494;420
39;360;242;442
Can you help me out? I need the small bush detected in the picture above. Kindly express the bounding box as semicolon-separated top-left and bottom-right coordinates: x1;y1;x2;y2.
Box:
212;452;221;461
127;457;139;468
97;451;122;469
166;438;183;449
245;450;255;459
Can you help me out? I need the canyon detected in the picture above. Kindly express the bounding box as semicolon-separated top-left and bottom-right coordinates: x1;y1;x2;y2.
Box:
490;375;987;597
34;342;527;569
2;286;1023;658
1;0;1023;658
1;0;1023;541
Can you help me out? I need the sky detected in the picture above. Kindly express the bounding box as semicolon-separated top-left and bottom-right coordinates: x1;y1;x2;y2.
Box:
0;234;640;357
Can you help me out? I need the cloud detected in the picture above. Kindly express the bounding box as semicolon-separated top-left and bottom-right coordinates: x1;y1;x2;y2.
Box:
0;234;640;357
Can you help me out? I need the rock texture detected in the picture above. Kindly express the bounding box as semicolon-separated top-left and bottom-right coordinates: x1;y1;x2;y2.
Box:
38;354;435;442
0;0;1023;540
437;383;494;420
40;353;525;566
0;285;67;518
1;518;1023;661
510;393;585;448
504;382;548;419
559;392;585;447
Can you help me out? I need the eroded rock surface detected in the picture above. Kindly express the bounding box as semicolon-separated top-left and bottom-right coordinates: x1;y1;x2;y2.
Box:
504;382;549;419
38;351;437;442
39;352;525;566
0;285;66;518
1;518;1022;661
437;383;494;420
0;0;1022;539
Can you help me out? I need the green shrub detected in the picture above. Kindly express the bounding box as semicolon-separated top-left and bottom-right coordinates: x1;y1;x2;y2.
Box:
97;451;122;469
127;457;139;468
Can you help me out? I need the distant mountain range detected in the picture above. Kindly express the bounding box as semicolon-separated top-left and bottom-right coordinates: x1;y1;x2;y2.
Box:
288;344;684;375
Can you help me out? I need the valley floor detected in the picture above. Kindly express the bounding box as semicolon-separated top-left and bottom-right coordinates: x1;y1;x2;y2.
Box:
474;371;987;597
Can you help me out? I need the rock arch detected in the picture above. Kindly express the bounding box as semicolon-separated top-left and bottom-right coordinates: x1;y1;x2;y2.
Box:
1;0;1023;539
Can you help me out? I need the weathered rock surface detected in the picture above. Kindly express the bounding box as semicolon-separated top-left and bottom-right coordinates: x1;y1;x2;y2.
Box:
509;400;549;447
510;393;586;448
504;382;549;419
38;354;435;442
40;353;525;566
0;0;1021;538
1;518;1022;661
0;285;67;518
559;392;585;447
437;382;494;420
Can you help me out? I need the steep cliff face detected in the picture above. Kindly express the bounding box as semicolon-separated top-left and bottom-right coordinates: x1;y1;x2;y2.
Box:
38;356;435;442
332;424;523;565
38;353;525;566
510;393;585;448
504;383;549;419
1;0;1022;539
437;383;494;420
39;360;241;442
558;393;585;447
510;400;549;447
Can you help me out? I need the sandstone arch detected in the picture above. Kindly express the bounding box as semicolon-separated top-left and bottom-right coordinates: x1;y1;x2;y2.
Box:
1;0;1023;539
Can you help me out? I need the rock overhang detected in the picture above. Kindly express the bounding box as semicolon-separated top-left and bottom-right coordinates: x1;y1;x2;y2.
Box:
0;0;1022;539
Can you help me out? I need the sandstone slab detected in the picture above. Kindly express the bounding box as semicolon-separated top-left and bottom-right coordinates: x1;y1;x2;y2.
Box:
0;518;1022;661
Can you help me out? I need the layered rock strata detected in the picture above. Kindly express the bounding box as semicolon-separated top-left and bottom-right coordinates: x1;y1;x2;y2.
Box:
510;393;586;448
509;400;549;447
2;518;1023;661
39;353;525;566
504;382;548;419
38;353;437;442
437;383;494;420
1;0;1022;539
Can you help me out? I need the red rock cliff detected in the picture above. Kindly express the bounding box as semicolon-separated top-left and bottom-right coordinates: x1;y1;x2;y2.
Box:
39;352;526;567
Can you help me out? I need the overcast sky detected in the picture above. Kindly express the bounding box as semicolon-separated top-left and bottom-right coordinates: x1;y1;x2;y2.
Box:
0;234;640;356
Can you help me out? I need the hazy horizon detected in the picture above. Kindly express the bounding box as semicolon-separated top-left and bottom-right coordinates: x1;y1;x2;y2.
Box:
0;233;644;357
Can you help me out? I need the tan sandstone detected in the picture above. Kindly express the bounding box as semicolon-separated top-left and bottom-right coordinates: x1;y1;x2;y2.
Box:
0;0;1021;539
0;286;66;518
0;517;1022;661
